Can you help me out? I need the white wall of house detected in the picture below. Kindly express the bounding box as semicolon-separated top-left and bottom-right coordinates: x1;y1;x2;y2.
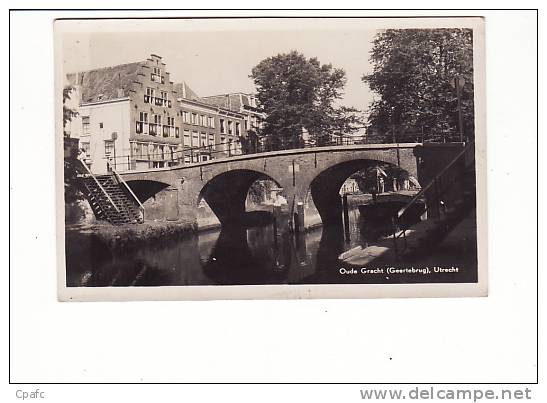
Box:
71;99;131;174
339;178;360;195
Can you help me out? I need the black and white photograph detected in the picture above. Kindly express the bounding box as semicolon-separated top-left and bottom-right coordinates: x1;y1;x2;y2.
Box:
56;17;487;299
9;7;540;392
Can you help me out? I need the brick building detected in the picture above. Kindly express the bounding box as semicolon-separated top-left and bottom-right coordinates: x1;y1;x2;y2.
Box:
201;92;265;153
174;83;246;163
66;54;247;174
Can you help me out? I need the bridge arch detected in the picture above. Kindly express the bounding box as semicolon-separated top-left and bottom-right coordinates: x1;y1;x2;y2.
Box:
308;158;418;226
198;169;283;226
124;179;173;203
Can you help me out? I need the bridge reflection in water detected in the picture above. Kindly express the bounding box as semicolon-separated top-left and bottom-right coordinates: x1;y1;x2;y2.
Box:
65;204;411;287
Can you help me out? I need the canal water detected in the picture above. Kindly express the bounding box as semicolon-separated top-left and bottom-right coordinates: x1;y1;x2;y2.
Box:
65;204;411;287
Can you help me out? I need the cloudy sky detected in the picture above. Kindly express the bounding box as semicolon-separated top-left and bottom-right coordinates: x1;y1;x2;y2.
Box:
59;18;381;113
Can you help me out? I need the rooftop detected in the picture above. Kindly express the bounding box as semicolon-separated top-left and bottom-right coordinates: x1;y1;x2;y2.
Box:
66;62;144;104
201;93;257;112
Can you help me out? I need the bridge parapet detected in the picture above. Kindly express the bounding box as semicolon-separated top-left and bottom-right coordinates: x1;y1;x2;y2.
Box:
117;142;464;229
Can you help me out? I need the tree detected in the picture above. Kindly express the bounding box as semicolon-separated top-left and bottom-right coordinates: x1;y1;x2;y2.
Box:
63;85;79;138
63;85;82;203
363;29;474;142
250;51;363;150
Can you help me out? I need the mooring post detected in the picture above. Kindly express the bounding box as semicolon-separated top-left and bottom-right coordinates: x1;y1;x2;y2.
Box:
342;193;350;241
273;205;280;238
296;202;305;233
292;160;296;187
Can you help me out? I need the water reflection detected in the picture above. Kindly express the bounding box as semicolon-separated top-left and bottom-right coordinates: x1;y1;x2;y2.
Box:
65;207;400;287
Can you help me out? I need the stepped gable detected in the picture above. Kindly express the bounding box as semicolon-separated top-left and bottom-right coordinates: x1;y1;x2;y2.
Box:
67;62;143;103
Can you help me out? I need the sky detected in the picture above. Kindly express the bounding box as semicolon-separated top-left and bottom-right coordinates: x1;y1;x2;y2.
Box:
59;18;379;113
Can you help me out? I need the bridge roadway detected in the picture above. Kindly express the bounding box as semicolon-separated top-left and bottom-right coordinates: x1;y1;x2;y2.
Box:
118;142;464;228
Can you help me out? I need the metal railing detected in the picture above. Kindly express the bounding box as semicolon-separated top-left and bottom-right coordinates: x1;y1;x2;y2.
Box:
77;158;120;214
102;132;469;173
107;159;145;222
102;134;405;172
390;140;475;259
104;138;247;171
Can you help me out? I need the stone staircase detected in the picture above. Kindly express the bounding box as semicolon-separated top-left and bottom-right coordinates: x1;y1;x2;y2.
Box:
79;172;143;225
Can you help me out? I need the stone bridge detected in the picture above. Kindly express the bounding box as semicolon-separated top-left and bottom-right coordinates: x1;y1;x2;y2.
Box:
119;143;464;228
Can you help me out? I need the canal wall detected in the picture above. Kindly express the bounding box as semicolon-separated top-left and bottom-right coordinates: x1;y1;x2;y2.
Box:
66;219;198;251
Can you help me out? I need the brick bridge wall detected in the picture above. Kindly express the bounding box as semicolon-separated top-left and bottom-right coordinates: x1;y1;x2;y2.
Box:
120;143;464;228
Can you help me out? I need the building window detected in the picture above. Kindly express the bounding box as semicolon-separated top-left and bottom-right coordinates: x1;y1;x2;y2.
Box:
235;122;241;136
192;131;199;147
200;132;207;147
170;146;177;162
209;116;215;128
136;112;148;134
191;113;197;125
139;142;147;158
82;116;90;135
81;142;90;157
182;111;189;123
220;136;226;152
99;122;104;129
149;114;161;136
208;134;215;150
227;121;233;135
159;145;165;160
175;127;180;138
151;67;162;83
104;140;114;156
183;130;191;146
145;88;155;103
220;119;225;134
163;116;175;137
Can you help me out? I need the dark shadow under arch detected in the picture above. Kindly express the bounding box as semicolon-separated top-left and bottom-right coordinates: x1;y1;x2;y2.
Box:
309;159;415;226
125;179;172;203
198;169;282;226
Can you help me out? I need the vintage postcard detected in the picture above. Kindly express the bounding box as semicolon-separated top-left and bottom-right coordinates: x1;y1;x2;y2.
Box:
56;16;487;300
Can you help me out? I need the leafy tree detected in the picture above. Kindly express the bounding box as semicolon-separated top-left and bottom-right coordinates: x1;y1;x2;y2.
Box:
63;85;82;203
63;85;79;138
251;51;363;150
247;179;273;204
363;29;474;143
329;106;365;145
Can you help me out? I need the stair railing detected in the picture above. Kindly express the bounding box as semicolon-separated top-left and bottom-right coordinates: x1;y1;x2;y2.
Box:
78;158;120;214
107;159;145;223
391;140;475;259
